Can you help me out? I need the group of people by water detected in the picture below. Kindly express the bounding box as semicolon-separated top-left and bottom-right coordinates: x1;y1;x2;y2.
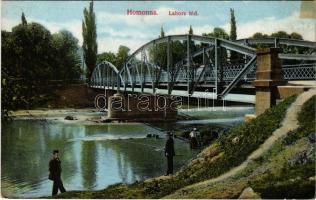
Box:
48;127;213;196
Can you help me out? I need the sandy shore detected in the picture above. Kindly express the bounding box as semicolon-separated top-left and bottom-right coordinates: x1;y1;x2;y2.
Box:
9;108;108;125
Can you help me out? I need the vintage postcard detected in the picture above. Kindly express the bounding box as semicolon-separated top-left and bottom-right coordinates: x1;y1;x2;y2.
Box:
1;0;315;199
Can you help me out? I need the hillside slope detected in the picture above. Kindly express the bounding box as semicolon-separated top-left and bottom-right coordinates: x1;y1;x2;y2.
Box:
166;89;315;199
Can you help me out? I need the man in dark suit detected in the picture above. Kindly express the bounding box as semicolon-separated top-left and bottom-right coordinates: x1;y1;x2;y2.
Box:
49;150;66;196
164;132;175;175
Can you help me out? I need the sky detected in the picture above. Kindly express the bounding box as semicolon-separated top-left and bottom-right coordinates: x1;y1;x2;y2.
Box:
1;1;315;54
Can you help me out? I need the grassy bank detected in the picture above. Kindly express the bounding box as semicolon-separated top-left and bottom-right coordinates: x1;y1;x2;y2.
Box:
166;95;315;199
55;95;299;199
249;95;316;198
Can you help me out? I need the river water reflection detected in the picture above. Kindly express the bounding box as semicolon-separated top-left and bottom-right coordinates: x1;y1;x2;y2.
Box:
2;121;197;198
1;106;254;198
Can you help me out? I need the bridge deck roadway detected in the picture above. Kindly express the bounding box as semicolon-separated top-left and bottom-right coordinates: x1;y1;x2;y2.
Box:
90;86;255;104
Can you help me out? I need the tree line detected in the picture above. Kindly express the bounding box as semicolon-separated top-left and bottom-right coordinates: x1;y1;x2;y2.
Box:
2;13;82;119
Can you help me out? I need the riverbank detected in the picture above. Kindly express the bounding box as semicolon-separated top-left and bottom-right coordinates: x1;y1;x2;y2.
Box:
53;90;316;199
8;106;250;146
8;108;105;125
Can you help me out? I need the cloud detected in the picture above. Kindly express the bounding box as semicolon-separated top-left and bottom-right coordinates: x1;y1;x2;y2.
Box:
2;10;314;56
1;17;19;31
98;37;145;53
167;25;213;35
99;27;152;40
231;11;315;41
37;19;83;44
97;6;202;27
1;17;83;44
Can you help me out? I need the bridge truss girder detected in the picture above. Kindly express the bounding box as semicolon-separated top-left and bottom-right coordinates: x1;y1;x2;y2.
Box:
91;35;316;100
90;60;125;91
120;34;258;99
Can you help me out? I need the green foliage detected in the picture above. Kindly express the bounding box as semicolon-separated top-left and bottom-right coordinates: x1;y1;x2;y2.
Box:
51;30;82;80
82;1;97;79
1;18;83;119
251;31;307;55
297;95;315;131
203;27;229;40
188;25;193;35
248;95;316;199
219;97;296;164
96;46;130;71
229;8;237;40
160;26;165;38
21;12;27;25
252;31;303;40
290;32;303;40
116;45;130;70
229;8;240;63
283;95;315;145
271;31;291;38
250;161;315;199
2;23;54;115
203;27;229;66
252;32;269;39
97;52;116;65
10;23;53;81
148;39;186;79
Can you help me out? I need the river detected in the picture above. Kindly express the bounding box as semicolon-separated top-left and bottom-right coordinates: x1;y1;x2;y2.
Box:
1;106;253;198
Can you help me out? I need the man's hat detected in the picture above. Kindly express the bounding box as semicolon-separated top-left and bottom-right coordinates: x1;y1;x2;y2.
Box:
53;150;59;154
193;128;197;131
166;131;171;135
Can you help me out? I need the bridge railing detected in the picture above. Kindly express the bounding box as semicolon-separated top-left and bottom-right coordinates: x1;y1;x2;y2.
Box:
116;63;316;85
282;63;316;80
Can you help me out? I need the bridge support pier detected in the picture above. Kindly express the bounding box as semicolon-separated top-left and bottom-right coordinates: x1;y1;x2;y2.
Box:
107;92;178;121
252;48;286;116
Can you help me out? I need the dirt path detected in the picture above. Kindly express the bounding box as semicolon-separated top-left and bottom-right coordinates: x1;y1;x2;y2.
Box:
165;89;316;196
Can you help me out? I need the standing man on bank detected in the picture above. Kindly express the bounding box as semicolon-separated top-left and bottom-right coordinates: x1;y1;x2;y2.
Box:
49;150;66;196
164;132;175;176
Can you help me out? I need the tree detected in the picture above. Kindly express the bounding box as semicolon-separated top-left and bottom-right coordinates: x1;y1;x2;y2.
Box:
271;31;290;39
149;26;167;68
188;25;193;35
51;30;82;80
290;32;303;40
11;23;53;82
203;27;230;40
1;21;84;116
116;45;130;70
2;23;54;111
97;52;117;65
160;26;165;38
82;1;97;80
203;28;229;65
251;31;304;53
252;32;269;39
229;8;238;63
251;32;270;49
229;8;237;41
21;12;27;25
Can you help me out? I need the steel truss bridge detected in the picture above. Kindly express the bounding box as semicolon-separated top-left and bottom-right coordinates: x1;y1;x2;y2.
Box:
90;35;316;104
